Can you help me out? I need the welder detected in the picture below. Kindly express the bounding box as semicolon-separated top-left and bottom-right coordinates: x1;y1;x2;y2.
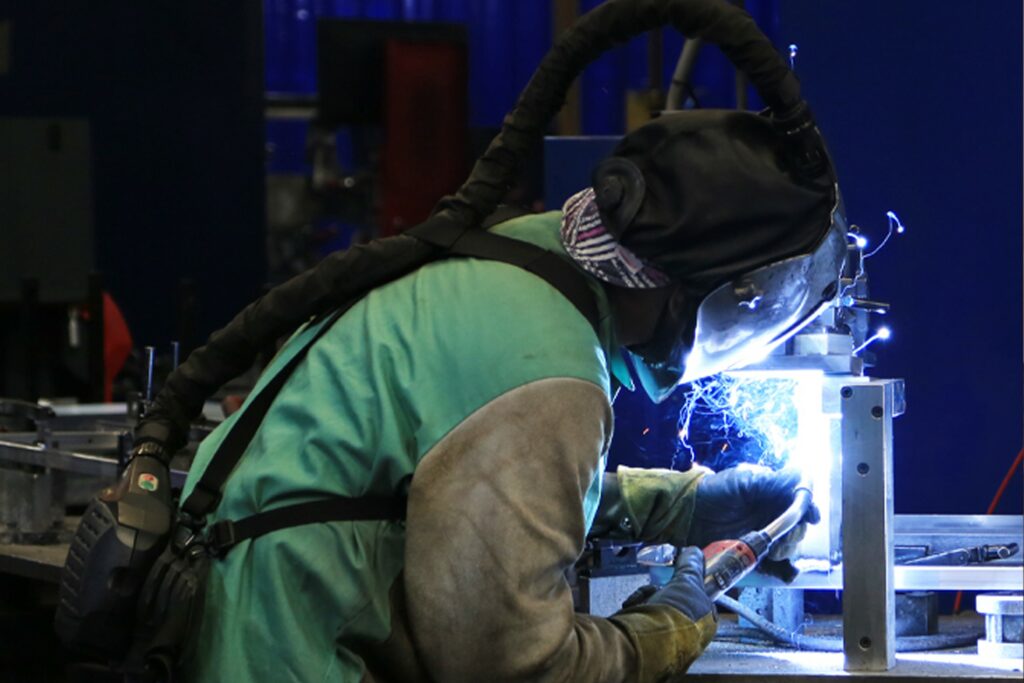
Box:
64;1;846;681
162;111;842;683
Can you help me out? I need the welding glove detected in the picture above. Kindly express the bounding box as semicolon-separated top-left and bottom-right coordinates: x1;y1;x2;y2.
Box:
688;465;819;561
624;547;716;623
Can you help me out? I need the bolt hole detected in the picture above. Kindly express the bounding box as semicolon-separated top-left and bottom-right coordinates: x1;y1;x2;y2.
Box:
857;463;870;476
859;636;872;650
841;387;853;399
871;405;884;419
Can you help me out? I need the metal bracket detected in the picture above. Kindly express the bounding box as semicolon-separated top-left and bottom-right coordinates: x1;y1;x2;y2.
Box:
841;381;897;671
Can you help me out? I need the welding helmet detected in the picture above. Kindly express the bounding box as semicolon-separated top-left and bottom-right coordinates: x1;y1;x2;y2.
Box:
593;109;847;402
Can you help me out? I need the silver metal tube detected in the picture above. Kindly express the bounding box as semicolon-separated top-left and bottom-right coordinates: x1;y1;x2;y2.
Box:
665;37;703;110
761;485;813;543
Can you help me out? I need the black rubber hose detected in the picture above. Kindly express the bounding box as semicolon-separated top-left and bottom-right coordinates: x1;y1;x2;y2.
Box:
136;0;803;454
716;595;984;653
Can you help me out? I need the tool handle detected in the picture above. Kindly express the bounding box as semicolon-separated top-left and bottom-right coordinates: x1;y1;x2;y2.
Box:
702;531;771;600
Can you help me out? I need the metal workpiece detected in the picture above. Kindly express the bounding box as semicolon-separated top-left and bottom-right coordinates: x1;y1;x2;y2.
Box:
742;562;1024;592
0;465;64;543
743;514;1024;591
976;594;1023;661
841;380;897;671
895;517;1020;568
0;439;188;488
0;430;122;453
793;332;853;357
895;592;939;637
739;588;806;633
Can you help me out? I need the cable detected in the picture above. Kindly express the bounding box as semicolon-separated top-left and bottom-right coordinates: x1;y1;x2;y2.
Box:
986;447;1024;515
953;446;1024;613
716;595;983;652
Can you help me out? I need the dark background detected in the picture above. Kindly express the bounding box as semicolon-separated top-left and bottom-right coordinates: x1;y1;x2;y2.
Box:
0;0;1019;513
779;1;1023;515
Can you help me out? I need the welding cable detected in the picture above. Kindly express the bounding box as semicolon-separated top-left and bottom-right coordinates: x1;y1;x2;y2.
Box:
135;0;807;455
952;446;1024;613
715;595;984;652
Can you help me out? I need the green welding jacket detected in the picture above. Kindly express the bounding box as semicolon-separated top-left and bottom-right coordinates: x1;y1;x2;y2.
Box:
178;211;715;683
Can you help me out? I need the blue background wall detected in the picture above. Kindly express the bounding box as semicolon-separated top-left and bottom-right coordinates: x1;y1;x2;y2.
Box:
0;1;266;352
778;0;1022;515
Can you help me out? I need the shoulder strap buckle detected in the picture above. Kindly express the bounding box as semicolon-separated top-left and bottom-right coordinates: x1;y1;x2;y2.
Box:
205;519;237;558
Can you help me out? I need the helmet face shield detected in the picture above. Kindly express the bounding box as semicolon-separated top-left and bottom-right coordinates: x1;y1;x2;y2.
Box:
627;211;848;402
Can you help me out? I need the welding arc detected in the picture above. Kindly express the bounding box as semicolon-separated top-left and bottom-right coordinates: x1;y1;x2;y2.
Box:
716;595;984;652
953;446;1024;614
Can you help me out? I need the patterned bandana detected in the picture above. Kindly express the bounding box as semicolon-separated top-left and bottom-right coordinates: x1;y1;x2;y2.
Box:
560;188;672;289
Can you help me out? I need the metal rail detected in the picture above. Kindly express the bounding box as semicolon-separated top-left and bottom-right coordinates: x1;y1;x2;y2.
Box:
0;439;188;488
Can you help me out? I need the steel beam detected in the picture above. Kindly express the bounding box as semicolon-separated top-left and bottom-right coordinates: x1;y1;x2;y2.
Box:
841;381;896;671
0;439;187;487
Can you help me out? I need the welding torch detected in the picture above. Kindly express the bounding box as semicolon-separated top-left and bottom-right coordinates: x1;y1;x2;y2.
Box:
701;480;814;600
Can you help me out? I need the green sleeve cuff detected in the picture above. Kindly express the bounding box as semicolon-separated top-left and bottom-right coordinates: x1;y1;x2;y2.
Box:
611;605;717;682
617;465;711;546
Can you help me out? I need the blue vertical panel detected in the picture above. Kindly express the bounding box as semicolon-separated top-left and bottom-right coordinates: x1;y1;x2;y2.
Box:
362;0;399;20
292;0;318;92
579;0;627;134
779;0;1022;515
468;0;516;126
510;0;552;118
265;0;292;91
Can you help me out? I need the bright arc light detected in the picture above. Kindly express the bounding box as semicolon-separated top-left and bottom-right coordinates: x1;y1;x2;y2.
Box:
886;210;906;234
852;327;892;355
855;235;868;248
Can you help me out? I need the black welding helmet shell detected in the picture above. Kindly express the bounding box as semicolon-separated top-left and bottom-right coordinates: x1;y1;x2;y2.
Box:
593;109;846;401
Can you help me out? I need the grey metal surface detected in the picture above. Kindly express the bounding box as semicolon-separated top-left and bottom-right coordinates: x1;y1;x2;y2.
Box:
0;517;74;582
578;574;650;617
977;594;1024;661
741;563;1024;591
689;640;1023;681
0;465;64;543
0;439;188;487
896;515;1024;565
977;594;1024;616
841;381;896;671
0;431;122;452
739;515;1022;590
976;639;1024;662
895;592;939;637
739;588;805;633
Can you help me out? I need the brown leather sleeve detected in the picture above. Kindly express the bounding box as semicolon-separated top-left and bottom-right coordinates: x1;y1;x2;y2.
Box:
403;378;713;683
616;466;710;547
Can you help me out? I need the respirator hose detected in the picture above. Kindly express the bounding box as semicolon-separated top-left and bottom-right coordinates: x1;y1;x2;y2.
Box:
137;0;807;455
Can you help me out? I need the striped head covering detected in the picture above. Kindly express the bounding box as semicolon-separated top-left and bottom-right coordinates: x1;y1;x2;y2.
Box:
560;187;672;289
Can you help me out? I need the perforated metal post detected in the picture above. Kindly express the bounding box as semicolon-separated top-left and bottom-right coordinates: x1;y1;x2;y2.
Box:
841;381;896;671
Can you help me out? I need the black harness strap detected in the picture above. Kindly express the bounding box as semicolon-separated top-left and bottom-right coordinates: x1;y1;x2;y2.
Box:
180;305;352;520
180;227;600;555
205;496;407;556
408;221;601;332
